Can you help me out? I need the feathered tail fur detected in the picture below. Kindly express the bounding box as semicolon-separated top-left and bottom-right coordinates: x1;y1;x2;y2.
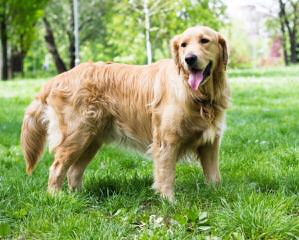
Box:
21;100;47;174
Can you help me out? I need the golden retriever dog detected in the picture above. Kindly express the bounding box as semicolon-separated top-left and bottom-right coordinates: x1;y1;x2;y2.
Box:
21;26;229;201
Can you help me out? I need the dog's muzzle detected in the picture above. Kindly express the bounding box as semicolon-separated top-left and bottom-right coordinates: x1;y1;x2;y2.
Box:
187;61;212;91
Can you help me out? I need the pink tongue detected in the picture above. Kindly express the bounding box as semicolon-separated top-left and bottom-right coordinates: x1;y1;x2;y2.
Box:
188;71;204;91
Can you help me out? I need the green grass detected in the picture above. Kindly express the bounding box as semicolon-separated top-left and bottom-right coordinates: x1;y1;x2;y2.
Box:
0;67;299;239
228;65;299;78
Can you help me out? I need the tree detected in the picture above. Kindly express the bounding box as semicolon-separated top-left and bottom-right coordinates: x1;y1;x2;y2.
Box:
42;1;71;73
43;17;67;73
0;0;47;80
43;0;116;72
19;0;226;76
128;0;176;64
106;0;226;64
278;0;298;64
0;1;8;80
143;0;152;64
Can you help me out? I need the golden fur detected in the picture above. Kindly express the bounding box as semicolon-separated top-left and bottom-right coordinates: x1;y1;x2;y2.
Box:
21;26;230;200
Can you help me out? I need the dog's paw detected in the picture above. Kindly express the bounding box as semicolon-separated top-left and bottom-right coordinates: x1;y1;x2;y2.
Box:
160;192;174;202
47;186;62;196
205;178;221;188
152;183;174;202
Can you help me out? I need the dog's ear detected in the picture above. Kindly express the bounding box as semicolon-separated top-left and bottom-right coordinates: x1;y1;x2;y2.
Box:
170;34;181;72
218;33;228;70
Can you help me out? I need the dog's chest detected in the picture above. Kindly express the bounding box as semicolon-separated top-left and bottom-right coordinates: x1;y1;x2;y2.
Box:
201;125;218;143
183;110;225;146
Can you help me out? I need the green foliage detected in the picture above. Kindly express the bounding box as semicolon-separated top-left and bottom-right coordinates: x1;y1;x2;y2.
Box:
0;67;299;238
0;0;48;54
23;0;227;72
226;20;253;69
228;65;299;78
103;0;227;64
268;0;299;64
22;29;56;78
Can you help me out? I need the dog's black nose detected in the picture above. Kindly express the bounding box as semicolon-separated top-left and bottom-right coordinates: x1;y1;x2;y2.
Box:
185;54;197;66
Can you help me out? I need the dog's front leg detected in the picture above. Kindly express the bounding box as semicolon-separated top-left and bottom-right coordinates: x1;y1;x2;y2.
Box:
152;139;178;201
197;137;221;185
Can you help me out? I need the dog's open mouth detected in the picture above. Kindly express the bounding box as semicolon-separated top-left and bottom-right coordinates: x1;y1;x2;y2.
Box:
188;61;212;91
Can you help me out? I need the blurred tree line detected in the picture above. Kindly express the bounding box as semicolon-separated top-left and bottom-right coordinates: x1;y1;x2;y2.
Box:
0;0;48;80
0;0;298;80
266;0;299;66
277;0;299;65
0;0;226;80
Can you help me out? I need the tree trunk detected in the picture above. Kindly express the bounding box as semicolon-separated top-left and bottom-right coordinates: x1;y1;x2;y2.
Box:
279;10;289;65
289;32;297;64
68;0;75;68
43;17;67;73
0;17;8;80
278;0;298;64
10;51;24;76
143;0;152;64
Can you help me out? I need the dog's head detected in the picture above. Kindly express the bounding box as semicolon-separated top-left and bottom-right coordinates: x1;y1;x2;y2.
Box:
171;26;228;91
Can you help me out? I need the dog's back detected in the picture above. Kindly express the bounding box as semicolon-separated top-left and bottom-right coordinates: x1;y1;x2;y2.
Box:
21;60;173;174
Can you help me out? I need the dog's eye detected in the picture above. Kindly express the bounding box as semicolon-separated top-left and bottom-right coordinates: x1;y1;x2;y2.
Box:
181;42;187;48
200;38;210;44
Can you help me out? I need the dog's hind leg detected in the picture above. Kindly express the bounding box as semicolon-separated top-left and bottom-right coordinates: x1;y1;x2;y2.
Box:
67;139;100;191
197;137;221;185
47;128;94;194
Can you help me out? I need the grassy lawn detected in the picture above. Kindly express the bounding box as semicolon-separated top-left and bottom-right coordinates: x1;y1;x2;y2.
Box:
0;66;298;239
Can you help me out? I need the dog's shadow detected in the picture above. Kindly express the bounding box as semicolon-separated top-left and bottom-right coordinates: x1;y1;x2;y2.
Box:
83;174;154;201
81;168;297;203
82;170;211;203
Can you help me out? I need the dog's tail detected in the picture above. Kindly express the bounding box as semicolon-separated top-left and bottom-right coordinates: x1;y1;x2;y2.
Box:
21;99;48;175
